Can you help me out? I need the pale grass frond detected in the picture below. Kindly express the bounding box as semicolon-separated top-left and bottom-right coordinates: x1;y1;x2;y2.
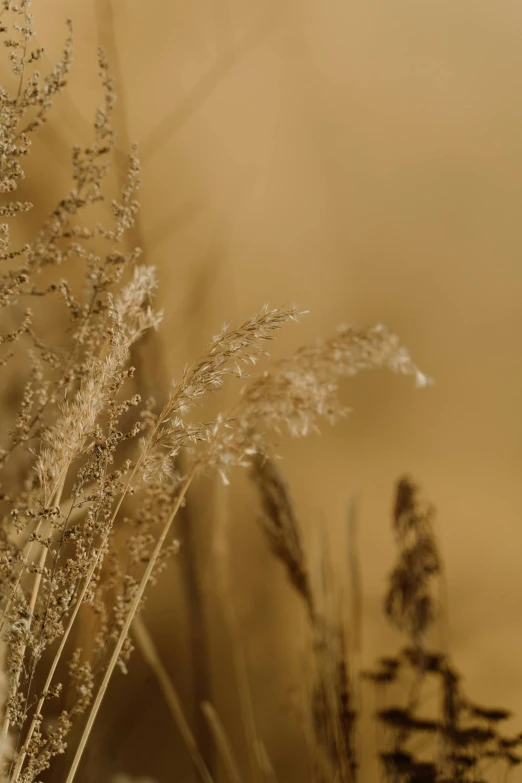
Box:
139;304;303;483
36;265;160;504
200;323;430;482
239;322;431;438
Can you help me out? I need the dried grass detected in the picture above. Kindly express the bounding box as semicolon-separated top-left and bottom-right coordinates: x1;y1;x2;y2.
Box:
0;6;483;783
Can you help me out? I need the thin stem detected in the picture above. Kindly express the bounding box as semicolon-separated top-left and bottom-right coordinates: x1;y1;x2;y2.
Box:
177;458;215;776
131;615;214;783
201;702;243;783
64;468;196;783
213;477;262;783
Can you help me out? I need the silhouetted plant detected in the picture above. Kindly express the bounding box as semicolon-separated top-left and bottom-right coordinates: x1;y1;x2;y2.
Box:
363;477;521;783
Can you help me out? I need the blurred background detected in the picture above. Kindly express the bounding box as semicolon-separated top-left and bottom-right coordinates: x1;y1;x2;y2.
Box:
15;1;522;779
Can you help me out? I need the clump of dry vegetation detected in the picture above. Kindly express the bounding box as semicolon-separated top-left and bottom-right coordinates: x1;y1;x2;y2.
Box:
0;4;431;782
3;4;515;783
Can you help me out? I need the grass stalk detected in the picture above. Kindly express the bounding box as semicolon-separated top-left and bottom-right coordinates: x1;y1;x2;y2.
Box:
131;614;214;783
202;702;243;783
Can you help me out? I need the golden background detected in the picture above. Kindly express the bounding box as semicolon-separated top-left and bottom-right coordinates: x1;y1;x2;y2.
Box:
13;1;522;780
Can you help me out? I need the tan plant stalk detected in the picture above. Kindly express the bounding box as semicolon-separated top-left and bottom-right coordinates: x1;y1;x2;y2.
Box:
177;477;215;776
201;702;243;783
131;615;214;783
63;468;197;783
212;445;264;783
228;636;266;783
254;741;278;782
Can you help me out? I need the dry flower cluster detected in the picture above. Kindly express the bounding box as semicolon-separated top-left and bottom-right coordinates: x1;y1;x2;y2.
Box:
0;3;434;782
